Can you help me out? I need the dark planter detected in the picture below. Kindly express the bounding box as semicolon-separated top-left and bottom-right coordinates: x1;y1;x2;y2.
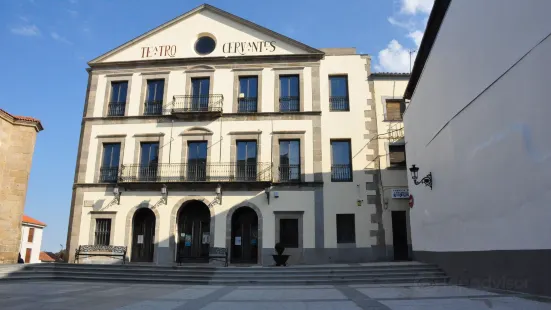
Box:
272;254;290;266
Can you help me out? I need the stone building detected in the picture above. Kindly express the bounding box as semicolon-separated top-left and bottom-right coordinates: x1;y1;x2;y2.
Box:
0;109;43;264
66;4;411;265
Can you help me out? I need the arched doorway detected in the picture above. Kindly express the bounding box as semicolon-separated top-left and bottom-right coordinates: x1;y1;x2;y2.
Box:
177;200;211;263
131;208;156;262
231;207;258;264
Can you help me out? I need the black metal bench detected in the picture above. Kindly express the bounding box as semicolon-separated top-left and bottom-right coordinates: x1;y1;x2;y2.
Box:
74;245;127;264
177;247;228;267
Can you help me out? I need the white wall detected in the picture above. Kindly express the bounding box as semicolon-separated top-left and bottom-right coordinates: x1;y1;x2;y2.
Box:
19;225;44;264
404;0;551;252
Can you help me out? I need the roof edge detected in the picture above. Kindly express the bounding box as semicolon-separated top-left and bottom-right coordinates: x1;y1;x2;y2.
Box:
0;109;44;132
404;0;452;99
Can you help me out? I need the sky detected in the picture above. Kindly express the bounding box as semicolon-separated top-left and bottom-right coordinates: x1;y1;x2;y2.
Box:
0;0;433;252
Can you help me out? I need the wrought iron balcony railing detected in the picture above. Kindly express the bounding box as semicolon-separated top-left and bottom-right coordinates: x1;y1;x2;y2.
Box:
277;164;301;182
279;96;300;112
329;96;349;111
172;95;223;113
107;102;125;116
119;162;272;183
144;101;163;115
331;164;352;182
237;97;258;112
99;167;119;183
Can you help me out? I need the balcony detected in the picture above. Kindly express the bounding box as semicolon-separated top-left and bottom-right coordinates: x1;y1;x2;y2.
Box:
276;164;301;183
119;162;272;183
237;97;258;113
144;101;163;116
279;96;300;112
107;102;125;116
171;95;223;119
99;167;119;183
329;96;349;111
331;164;352;182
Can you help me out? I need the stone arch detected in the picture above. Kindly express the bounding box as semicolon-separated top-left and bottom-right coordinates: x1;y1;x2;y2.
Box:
226;201;263;265
169;196;215;262
124;202;161;264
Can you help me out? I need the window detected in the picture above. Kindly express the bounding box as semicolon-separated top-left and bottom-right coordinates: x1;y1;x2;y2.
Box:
337;214;356;243
279;140;300;182
389;145;406;167
94;219;111;246
145;79;164;115
187;141;207;181
329;76;349;111
191;77;211;111
195;35;216;55
331;140;352;181
279;75;299;112
100;143;121;183
279;218;299;248
238;76;258;112
27;227;35;243
139;142;159;181
108;81;128;116
386;100;405;121
236;140;257;181
25;248;32;263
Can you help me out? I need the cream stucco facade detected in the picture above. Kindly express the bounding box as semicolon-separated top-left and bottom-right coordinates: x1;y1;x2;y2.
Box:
19;222;45;264
66;4;409;265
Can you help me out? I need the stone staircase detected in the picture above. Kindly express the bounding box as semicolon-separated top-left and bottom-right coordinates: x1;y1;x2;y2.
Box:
0;262;449;286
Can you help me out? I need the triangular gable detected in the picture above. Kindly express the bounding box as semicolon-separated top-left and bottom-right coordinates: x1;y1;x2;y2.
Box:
90;4;323;64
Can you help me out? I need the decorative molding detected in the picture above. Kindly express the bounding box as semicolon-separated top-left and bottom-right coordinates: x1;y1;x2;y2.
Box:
140;71;171;76
96;134;127;138
272;130;306;134
227;130;262;135
133;133;165;137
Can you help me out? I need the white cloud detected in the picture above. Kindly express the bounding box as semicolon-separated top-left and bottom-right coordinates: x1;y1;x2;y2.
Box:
51;32;72;44
387;17;415;31
10;25;40;36
400;0;434;15
375;40;417;73
408;30;424;47
66;9;78;17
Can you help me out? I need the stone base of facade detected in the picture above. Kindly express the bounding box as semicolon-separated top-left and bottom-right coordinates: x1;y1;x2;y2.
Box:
414;250;551;297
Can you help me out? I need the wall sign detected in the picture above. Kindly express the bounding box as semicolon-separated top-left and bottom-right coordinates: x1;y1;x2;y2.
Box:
391;188;409;199
235;236;241;245
141;45;177;58
222;41;276;55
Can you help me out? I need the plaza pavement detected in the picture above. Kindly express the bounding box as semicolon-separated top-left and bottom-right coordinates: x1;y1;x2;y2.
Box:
0;281;550;309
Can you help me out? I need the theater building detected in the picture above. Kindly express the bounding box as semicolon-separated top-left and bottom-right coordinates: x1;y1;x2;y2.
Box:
66;4;408;265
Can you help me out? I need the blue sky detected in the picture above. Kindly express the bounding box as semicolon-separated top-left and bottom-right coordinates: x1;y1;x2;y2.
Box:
1;0;432;252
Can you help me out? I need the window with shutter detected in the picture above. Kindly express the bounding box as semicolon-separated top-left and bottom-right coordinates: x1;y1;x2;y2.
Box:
389;145;406;167
386;100;405;121
25;248;32;263
27;228;35;243
337;214;356;243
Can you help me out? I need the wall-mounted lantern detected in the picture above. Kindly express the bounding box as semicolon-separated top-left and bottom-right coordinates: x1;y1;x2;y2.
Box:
113;185;121;205
215;183;222;204
265;186;271;205
161;184;168;205
409;165;432;190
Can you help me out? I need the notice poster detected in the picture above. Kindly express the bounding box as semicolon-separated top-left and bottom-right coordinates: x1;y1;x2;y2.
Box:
137;235;144;244
202;233;210;244
235;236;242;245
184;235;192;247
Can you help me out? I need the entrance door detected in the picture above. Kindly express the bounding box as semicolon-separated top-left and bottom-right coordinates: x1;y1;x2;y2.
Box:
231;207;258;264
131;208;156;262
177;201;210;263
391;211;409;261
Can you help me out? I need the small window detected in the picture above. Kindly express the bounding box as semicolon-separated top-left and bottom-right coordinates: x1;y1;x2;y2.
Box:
331;140;352;182
337;214;356;243
279;218;299;248
329;76;349;111
195;36;216;55
279;75;300;112
95;219;111;246
25;248;32;263
386;100;405;121
238;76;258;112
389;145;406;167
145;79;164;115
27;228;35;243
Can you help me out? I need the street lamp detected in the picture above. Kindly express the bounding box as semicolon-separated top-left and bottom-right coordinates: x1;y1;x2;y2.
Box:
265;186;271;205
409;165;432;190
113;185;121;205
161;184;168;205
215;184;222;204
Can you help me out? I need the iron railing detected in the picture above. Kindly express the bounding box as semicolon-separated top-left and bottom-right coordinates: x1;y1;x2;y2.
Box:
237;97;258;112
107;102;125;116
119;162;272;183
144;101;163;115
329;96;349;111
277;164;301;182
279;96;300;112
172;95;223;113
99;167;119;183
331;164;352;182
